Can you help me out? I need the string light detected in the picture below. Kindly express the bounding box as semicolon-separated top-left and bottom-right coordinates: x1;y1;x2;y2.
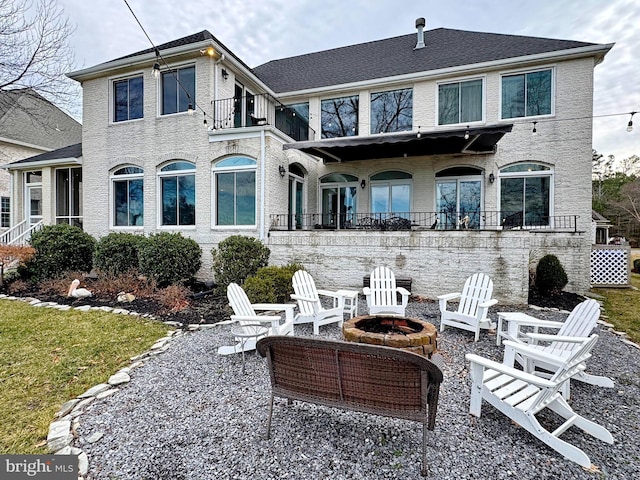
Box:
464;126;470;140
627;112;635;132
532;121;537;136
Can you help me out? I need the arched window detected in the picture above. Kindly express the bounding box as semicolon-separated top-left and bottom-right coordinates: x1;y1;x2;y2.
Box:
500;163;553;227
370;171;412;217
158;161;195;226
212;157;256;226
111;166;144;227
320;173;358;228
435;167;482;229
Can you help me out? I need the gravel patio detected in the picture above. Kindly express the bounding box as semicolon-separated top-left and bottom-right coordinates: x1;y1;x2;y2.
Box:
73;300;640;479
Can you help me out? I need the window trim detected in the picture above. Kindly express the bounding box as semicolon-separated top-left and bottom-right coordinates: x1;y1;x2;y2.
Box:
436;75;486;127
211;156;257;229
157;161;196;229
1;196;10;228
158;63;196;117
109;72;145;125
499;66;555;120
110;165;144;229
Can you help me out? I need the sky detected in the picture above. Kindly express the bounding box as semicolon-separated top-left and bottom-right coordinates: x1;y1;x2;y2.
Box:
56;0;639;163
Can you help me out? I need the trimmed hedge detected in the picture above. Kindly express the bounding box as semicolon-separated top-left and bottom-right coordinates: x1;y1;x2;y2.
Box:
138;232;201;286
94;232;145;275
243;263;304;303
25;224;96;280
211;235;270;287
535;254;568;296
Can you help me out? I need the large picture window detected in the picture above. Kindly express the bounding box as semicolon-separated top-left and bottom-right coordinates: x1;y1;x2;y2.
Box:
501;69;552;119
438;79;483;125
321;95;358;138
55;167;82;228
370;88;413;134
275;102;309;141
500;163;552;227
213;157;256;226
435;167;483;229
162;66;195;115
159;161;195;226
114;76;143;122
112;166;144;227
370;171;412;216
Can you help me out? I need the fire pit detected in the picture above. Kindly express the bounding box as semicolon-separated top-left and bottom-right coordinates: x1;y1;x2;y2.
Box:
342;315;437;357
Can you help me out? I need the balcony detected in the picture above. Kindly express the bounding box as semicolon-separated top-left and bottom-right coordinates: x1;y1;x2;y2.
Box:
269;211;579;232
210;93;314;141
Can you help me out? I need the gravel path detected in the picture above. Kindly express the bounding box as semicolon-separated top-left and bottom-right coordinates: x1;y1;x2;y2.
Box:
74;300;640;480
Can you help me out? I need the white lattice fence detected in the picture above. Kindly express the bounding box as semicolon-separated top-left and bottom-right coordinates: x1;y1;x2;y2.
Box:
590;246;630;287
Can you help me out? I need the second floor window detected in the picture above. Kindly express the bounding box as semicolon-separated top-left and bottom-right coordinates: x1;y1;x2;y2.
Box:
438;79;483;125
114;76;143;122
370;88;413;134
501;69;552;119
321;95;358;138
159;161;195;226
162;66;195;115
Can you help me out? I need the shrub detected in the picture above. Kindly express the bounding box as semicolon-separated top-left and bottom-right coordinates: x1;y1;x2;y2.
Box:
138;232;202;286
244;263;304;303
25;224;96;280
633;258;640;273
535;254;568;296
94;232;145;275
211;235;270;287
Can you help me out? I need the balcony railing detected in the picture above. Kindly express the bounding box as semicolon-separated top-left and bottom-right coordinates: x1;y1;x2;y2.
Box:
269;212;579;232
210;93;314;141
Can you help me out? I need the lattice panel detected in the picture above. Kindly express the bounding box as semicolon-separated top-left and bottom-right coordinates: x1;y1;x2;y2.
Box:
591;247;630;286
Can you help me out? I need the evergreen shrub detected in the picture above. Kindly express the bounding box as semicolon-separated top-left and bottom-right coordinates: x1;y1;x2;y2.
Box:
211;235;270;287
535;254;568;296
138;232;201;286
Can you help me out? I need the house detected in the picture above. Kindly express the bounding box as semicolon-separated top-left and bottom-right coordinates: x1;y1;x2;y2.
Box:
4;20;613;303
0;89;81;237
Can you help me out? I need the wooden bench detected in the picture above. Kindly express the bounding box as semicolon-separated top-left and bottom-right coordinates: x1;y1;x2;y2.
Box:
256;336;444;476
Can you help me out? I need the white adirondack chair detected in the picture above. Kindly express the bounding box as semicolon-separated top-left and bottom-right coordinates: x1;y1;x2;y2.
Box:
500;298;614;398
362;266;410;316
217;283;295;356
291;270;344;335
438;273;497;341
466;334;614;468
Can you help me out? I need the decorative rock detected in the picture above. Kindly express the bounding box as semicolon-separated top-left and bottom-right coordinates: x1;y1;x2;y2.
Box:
71;397;95;414
96;388;119;399
56;399;80;418
78;383;111;399
74;305;92;312
108;371;130;385
529;305;544;311
78;452;89;476
47;420;72;452
87;432;104;444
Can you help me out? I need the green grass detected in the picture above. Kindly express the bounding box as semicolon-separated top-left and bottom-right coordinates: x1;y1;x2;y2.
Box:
593;269;640;345
0;299;170;454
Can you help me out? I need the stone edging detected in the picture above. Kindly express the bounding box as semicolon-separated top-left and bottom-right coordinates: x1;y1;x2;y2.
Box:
0;294;204;479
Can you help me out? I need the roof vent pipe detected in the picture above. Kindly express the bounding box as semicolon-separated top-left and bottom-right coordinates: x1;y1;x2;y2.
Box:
415;17;426;49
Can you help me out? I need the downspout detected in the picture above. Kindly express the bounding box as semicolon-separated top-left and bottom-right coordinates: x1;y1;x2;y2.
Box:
260;129;266;240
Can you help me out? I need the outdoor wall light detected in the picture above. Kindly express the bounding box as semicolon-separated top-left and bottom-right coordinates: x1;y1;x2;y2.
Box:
221;68;229;80
489;173;495;183
279;165;286;177
360;179;366;189
464;126;470;140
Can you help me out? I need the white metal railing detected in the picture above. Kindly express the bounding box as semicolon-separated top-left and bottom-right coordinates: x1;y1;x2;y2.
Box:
590;245;630;287
0;220;44;245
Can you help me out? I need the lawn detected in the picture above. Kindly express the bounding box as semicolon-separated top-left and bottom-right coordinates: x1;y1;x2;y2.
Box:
0;299;170;454
593;253;640;345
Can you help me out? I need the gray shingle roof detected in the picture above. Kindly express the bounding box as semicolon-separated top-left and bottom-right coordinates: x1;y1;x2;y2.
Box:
6;143;82;168
252;28;599;93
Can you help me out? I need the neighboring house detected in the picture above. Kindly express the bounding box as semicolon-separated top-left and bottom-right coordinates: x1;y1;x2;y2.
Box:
591;210;611;245
0;89;82;235
5;20;613;303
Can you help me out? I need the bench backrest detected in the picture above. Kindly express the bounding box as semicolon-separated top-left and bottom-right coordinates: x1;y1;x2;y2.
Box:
257;336;443;428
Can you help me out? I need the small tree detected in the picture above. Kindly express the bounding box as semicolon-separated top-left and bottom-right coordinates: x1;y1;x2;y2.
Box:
0;245;35;286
